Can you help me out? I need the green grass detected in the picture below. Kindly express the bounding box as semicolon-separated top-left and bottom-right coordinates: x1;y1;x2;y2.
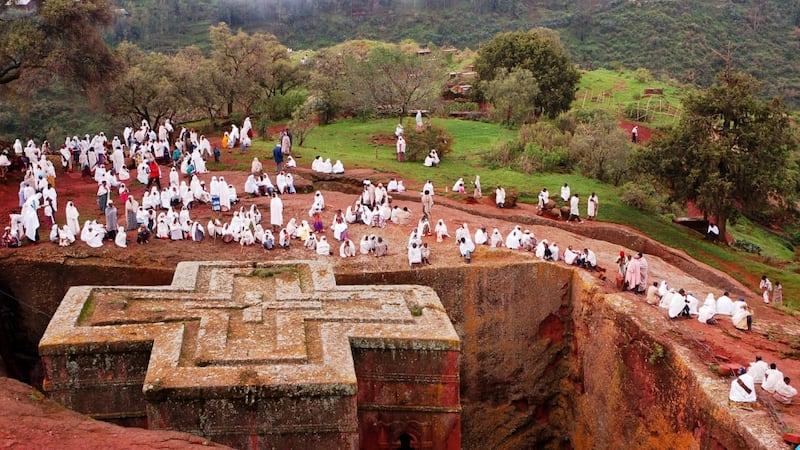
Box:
573;69;683;129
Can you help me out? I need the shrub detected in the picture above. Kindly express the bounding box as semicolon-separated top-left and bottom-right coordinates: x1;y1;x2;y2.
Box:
405;124;453;162
620;181;669;213
519;143;570;174
482;139;524;169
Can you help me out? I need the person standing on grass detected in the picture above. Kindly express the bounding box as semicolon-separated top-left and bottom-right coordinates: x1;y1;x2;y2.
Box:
396;135;406;162
760;275;772;304
773;281;783;306
587;192;599;221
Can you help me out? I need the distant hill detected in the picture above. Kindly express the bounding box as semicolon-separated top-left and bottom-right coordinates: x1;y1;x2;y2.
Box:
110;0;800;107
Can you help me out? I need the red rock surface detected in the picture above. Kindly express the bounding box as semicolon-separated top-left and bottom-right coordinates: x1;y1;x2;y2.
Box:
0;377;229;449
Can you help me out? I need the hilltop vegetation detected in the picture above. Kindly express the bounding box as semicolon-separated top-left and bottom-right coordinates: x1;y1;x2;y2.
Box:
108;0;800;107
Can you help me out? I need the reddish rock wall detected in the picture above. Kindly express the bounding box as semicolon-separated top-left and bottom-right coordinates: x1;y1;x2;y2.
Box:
337;262;779;449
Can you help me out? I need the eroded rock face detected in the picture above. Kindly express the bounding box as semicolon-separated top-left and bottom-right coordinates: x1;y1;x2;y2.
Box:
337;262;777;450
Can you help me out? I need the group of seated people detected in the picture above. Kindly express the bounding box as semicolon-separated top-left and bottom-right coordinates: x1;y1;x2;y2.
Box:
730;355;797;405
311;156;344;174
645;283;754;331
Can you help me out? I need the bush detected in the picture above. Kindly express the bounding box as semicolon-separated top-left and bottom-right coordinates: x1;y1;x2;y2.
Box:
481;139;524;169
405;124;453;162
620;181;668;213
732;239;762;255
518;143;570;174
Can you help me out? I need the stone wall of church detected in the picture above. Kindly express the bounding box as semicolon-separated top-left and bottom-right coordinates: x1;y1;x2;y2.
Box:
337;261;780;449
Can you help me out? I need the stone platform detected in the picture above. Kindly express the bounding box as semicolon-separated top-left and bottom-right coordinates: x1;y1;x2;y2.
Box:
39;261;461;449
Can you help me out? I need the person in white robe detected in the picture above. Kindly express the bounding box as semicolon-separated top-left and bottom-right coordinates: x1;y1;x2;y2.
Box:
452;178;465;193
190;221;205;242
276;172;288;194
218;176;231;211
244;175;259;196
408;242;422;266
21;193;41;242
729;368;757;403
731;296;753;331
560;183;571;203
587;192;599;220
495;186;506;208
332;160;344;174
340;239;356;257
316;236;331;255
774;377;797;404
763;364;784;393
748;356;769;384
114;226;127;247
686;292;699;315
505;226;522;250
332;218;348;242
434;219;449;242
270;193;283;230
716;292;734;315
58;224;75;247
320;158;333;174
240;228;255;246
474;226;488;246
535;239;548;259
415;110;423;130
697;295;716;324
490;228;503;248
360;235;373;255
285;155;297;169
387;178;398;192
459;236;476;263
136;161;149;185
668;289;690;319
82;221;105;248
311;156;323;172
548;242;560;262
521;230;536;252
228;124;239;149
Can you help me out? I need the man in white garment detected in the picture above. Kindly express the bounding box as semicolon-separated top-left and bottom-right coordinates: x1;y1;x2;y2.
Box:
270;193;283;231
560;183;570;203
747;355;769;384
774;377;798;404
568;194;583;223
762;363;784;393
729;368;756;403
715;291;734;315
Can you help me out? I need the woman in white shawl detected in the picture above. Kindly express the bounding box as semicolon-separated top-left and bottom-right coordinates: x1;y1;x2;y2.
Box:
218;176;231;211
81;221;105;248
136;160;149;185
332;160;344;174
270;193;283;230
244;174;259;196
490;228;504;248
58;224;75;247
339;239;356;257
191;148;207;174
434;219;449;242
320;158;333;174
65;201;80;236
114;226;127;247
21;193;41;242
191;221;205;242
251;157;262;175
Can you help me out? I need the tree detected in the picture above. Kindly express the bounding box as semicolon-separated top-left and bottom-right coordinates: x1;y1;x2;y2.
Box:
475;29;580;119
640;70;797;238
173;47;224;126
0;0;116;87
484;67;539;127
209;23;299;117
569;112;632;186
103;42;182;129
346;45;445;120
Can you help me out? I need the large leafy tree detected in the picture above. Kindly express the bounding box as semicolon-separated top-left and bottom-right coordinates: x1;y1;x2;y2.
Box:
209;23;300;117
484;67;539;127
0;0;116;87
475;28;580;119
641;70;797;238
345;45;445;120
103;42;183;129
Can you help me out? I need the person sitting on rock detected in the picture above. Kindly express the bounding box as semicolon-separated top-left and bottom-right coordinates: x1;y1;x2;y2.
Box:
705;222;720;242
747;355;769;384
729;367;757;403
774;377;797;404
